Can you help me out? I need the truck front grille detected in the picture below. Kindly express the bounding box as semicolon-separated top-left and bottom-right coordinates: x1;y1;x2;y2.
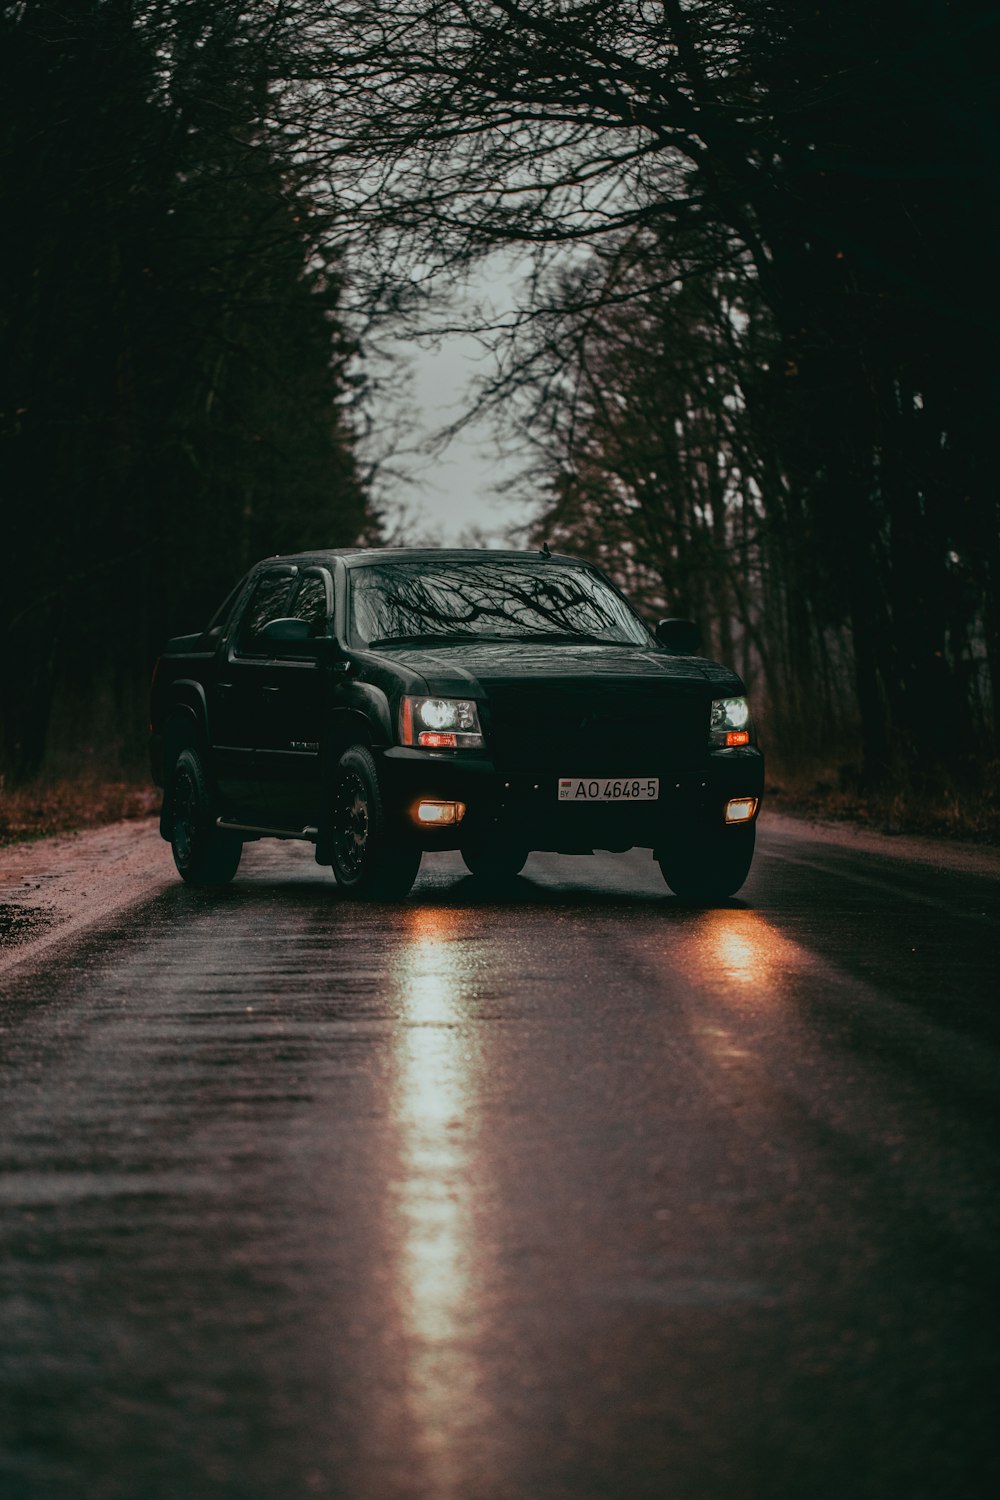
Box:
482;682;708;776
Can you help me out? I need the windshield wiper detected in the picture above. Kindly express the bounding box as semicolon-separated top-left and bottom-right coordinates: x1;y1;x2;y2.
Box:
368;631;498;648
367;630;633;648
504;632;624;646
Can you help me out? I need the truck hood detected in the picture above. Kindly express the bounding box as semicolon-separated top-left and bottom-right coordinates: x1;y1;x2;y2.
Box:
373;639;745;698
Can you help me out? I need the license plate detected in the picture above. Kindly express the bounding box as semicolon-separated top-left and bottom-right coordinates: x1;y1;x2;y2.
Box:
558;777;659;802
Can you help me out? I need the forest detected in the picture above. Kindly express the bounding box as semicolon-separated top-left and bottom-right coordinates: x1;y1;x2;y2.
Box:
0;1;372;784
1;1;997;825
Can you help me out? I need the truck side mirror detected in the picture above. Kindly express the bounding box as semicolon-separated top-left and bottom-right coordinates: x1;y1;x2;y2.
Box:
655;618;702;654
258;617;313;644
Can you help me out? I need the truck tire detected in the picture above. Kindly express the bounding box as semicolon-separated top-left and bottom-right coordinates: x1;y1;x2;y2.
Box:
330;746;421;900
461;835;528;880
657;825;755;901
169;747;242;886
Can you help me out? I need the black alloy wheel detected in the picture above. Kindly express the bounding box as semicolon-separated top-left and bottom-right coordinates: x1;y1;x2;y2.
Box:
657;824;756;902
169;747;242;886
330;746;421;899
333;766;371;882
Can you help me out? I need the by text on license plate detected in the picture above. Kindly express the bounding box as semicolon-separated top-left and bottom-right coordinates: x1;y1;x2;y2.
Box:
558;777;659;802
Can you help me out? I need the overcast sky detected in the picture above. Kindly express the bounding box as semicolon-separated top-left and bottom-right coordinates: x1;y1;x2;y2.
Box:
365;261;538;548
399;337;533;545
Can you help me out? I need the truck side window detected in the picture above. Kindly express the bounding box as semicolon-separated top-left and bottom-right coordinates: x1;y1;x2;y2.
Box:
288;572;331;638
234;571;296;655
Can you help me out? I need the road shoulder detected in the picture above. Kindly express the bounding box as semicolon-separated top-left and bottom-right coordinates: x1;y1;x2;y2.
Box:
762;807;1000;878
0;817;173;977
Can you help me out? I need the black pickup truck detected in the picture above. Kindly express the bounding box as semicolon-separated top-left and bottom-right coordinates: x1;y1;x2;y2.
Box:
150;547;764;899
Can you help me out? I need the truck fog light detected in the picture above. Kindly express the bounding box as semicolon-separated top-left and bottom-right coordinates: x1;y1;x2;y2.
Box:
415;800;466;826
725;797;758;824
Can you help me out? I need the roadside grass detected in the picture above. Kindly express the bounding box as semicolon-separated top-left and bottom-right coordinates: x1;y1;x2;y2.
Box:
765;758;1000;844
0;775;159;846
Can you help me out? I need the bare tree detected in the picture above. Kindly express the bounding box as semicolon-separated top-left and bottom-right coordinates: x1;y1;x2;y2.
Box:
286;0;998;783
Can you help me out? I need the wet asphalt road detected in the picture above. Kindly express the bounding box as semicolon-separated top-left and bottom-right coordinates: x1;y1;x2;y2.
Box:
1;820;998;1500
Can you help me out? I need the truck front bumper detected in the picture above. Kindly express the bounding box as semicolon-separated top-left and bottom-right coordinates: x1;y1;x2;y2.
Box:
377;745;765;852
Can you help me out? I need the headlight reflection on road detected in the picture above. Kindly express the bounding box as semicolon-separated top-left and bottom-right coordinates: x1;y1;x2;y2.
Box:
711;926;769;987
696;908;808;996
390;907;489;1496
679;909;814;1068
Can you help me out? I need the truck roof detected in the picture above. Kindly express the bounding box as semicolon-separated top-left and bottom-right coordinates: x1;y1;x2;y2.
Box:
256;546;580;570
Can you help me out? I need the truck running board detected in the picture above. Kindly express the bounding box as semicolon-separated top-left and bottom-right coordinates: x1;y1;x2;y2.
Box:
216;818;318;842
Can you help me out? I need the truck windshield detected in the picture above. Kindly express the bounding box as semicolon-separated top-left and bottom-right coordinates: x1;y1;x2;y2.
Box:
350;559;651;648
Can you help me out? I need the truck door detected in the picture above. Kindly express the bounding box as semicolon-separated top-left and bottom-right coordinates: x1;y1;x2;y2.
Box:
211;565;298;818
252;568;336;827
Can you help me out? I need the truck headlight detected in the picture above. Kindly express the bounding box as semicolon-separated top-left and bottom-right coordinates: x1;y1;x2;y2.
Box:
400;696;484;750
710;695;753;748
